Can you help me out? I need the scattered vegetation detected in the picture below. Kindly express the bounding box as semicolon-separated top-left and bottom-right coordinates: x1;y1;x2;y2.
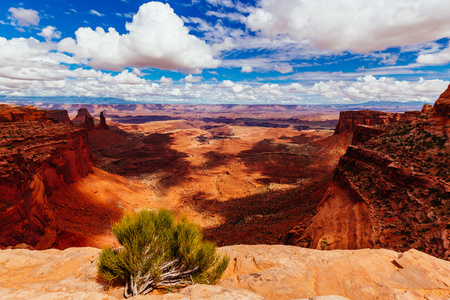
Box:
97;209;229;298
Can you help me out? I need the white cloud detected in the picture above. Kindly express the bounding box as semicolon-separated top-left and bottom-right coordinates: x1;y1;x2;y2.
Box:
241;65;253;73
206;0;235;8
218;80;235;88
183;74;203;83
247;0;450;52
274;64;293;74
116;12;133;18
205;11;246;23
89;10;104;17
416;43;450;65
8;7;40;27
301;75;448;102
0;37;446;104
159;76;174;86
58;2;220;71
38;26;62;42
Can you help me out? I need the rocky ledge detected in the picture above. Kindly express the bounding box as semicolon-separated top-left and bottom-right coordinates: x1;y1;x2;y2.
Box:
1;245;449;300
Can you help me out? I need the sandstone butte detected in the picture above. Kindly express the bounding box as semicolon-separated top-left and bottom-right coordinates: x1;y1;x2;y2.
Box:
0;85;450;299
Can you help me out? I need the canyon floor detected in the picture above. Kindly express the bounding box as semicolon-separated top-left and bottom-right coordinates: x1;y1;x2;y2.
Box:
49;110;347;248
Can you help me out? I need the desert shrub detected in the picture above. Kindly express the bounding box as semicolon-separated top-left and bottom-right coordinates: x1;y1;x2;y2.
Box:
98;209;229;298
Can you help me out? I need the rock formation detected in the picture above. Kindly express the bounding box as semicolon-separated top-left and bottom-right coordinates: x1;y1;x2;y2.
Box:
421;103;433;114
72;108;94;129
0;105;48;122
334;110;400;134
44;109;71;123
432;84;450;118
71;108;109;131
289;87;450;260
0;105;94;249
1;245;450;299
98;111;109;130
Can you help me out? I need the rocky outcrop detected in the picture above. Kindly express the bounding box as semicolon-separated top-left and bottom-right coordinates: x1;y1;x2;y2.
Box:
351;124;386;144
0;105;93;249
98;111;109;130
0;105;48;122
72;108;93;128
1;245;450;300
72;108;109;131
334;110;400;134
82;114;95;130
291;86;450;260
45;109;71;123
421;103;433;114
432;84;450;118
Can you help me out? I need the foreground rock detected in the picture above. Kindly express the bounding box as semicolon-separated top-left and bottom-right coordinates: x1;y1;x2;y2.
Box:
219;245;450;300
1;245;449;300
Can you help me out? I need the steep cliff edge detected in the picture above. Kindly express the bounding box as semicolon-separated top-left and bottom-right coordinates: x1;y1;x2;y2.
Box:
289;86;450;260
0;105;94;249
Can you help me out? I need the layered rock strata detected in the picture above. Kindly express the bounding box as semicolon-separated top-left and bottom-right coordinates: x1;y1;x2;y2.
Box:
0;105;94;249
289;86;450;260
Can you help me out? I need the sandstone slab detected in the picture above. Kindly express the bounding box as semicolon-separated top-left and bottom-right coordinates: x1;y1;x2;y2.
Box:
1;245;449;300
219;245;450;300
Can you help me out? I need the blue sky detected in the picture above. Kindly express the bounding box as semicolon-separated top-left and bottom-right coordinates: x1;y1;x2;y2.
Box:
1;0;450;104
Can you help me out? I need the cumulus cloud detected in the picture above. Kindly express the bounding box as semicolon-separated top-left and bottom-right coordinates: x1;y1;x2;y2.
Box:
247;0;450;52
303;75;448;102
159;76;174;86
0;36;446;104
416;43;450;65
8;7;40;27
183;74;203;83
58;2;220;71
241;65;253;73
38;26;62;42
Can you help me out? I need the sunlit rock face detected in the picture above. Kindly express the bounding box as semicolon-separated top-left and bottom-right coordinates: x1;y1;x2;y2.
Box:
0;105;94;249
290;86;450;260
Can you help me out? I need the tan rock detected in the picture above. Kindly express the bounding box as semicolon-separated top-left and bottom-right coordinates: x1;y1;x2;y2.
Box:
134;285;265;300
0;247;109;299
219;245;450;300
1;245;450;300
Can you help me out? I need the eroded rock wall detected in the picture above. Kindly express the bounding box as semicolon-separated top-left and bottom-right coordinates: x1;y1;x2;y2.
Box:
0;106;94;249
290;86;450;259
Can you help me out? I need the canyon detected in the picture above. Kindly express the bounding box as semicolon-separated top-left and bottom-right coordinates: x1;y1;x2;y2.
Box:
288;86;450;260
0;86;449;298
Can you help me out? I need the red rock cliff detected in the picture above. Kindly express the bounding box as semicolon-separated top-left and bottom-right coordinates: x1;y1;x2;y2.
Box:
432;84;450;118
334;110;401;134
290;87;450;260
45;109;71;123
0;105;93;249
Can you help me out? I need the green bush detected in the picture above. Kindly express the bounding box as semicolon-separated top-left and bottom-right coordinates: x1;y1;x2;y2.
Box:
98;209;229;298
